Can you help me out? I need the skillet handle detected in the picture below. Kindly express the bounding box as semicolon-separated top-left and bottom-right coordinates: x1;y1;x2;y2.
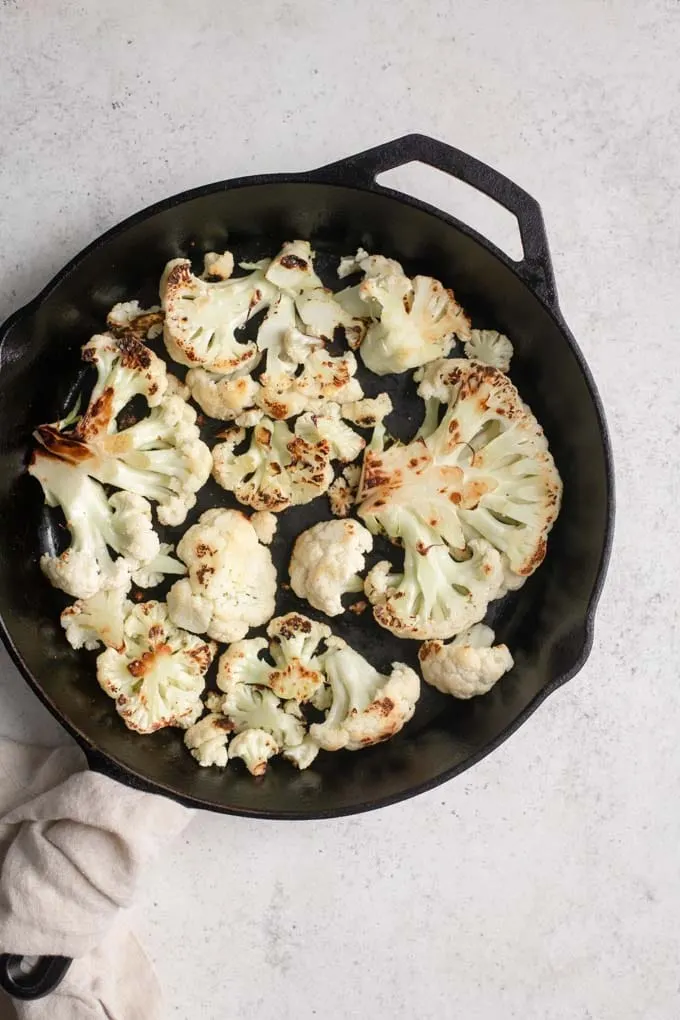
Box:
310;133;558;311
0;953;72;1000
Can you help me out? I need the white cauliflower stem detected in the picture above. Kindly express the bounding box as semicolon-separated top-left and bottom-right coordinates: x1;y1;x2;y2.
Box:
419;624;514;698
310;637;420;751
290;519;373;617
167;508;276;643
96;601;217;734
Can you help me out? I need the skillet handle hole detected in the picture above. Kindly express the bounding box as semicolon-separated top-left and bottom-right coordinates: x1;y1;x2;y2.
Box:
376;161;524;262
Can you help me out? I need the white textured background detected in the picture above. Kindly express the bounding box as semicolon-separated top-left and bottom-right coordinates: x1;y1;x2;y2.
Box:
1;2;678;1018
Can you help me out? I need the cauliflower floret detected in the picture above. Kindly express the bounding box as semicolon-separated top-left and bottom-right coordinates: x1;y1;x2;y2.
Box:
310;637;420;752
212;415;335;512
184;712;233;767
131;543;187;588
328;463;361;518
216;614;330;703
186;363;260;421
283;736;320;770
359;359;562;576
96;601;217;734
364;533;505;640
77;333;168;438
266;613;330;701
29;451;160;598
229;729;279;775
359;272;471;375
218;685;306;749
289;519;373;617
341;393;393;428
295;405;366;464
256;344;365;421
264;240;324;293
203;250;235;280
419;624;514;698
464;330;514;373
60;582;132;651
250;510;277;545
106;302;164;341
161;257;277;372
337;248;405;280
166;508;276;643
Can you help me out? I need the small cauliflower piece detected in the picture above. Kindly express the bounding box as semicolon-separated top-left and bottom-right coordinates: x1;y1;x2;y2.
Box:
264;240;323;293
295;288;368;349
29;452;160;598
250;510;278;545
167;508;276;643
131;543;187;589
328;463;361;518
212;416;335;512
203;250;235;280
341;393;393;428
337;248;405;280
216;615;330;703
106;302;164;341
464;330;514;373
161;257;277;372
220;685;306;749
184;712;233;767
289;520;373;617
266;613;331;701
364;535;505;641
77;333;168;438
359;272;471;375
60;583;132;651
283;736;320;770
293;349;364;407
229;729;279;775
295;405;366;464
310;637;420;752
186;363;260;421
96;601;217;734
419;624;514;698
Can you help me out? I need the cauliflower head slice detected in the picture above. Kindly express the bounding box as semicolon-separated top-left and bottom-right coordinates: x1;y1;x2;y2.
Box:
328;463;362;518
106;302;164;341
166;508;276;643
184;712;234;767
77;333;168;438
229;728;279;775
29;451;160;599
264;240;324;294
359;359;562;577
216;614;330;703
96;601;217;734
219;685;306;749
212;416;334;512
359;271;471;375
289;519;373;617
161;257;277;372
364;524;505;640
463;330;514;373
309;637;420;752
341;393;393;428
419;623;514;698
295;405;366;464
294;288;368;349
60;582;132;652
266;613;331;701
186;362;260;421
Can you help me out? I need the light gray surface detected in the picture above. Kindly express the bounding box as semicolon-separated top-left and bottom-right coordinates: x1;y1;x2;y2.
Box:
0;2;678;1018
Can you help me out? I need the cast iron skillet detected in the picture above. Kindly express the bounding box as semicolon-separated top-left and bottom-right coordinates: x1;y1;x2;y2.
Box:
0;135;613;999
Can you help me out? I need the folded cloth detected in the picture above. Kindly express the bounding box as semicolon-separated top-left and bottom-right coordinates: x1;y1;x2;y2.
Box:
0;739;193;1020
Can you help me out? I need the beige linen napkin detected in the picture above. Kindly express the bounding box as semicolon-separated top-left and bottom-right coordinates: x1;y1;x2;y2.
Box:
0;739;193;1019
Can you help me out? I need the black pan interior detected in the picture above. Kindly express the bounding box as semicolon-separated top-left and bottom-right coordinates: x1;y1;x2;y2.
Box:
0;181;611;817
